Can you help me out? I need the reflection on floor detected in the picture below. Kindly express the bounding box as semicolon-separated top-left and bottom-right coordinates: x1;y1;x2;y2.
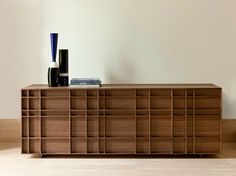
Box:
0;143;236;176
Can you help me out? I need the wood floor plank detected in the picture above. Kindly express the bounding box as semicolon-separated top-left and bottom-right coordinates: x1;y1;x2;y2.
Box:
0;143;236;176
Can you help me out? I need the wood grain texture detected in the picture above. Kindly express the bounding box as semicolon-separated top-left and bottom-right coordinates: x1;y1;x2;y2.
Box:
21;84;223;155
0;119;20;143
1;143;236;176
2;119;233;144
223;119;236;143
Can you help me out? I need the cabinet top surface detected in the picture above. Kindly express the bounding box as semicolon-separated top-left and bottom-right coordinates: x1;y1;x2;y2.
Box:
23;84;221;89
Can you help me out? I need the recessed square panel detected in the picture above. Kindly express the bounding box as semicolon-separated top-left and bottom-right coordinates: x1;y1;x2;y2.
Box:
87;117;99;137
195;137;220;153
22;90;28;97
87;90;98;97
22;139;28;153
29;98;39;110
173;90;185;96
42;117;69;137
22;110;27;116
173;138;185;153
42;139;69;153
187;116;193;137
137;138;149;153
195;89;220;96
87;139;99;153
71;118;86;137
105;98;135;109
195;97;220;109
71;90;86;97
29;90;39;97
72;139;86;153
41;98;69;110
151;116;171;137
21;98;27;110
195;116;220;137
41;90;69;97
151;139;172;153
29;117;39;137
136;117;149;137
187;97;193;108
106;117;135;137
173;98;185;109
150;89;171;96
136;89;149;96
29;139;40;153
106;139;135;153
22;117;28;137
173;116;185;137
187;90;193;96
106;89;135;96
71;98;86;110
87;99;98;110
150;98;171;109
136;98;148;110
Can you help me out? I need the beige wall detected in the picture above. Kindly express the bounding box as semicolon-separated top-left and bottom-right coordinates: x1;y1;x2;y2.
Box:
0;0;236;118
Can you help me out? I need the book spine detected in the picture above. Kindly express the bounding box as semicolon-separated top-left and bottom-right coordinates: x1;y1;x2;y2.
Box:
70;81;101;84
70;83;101;85
72;78;100;80
70;85;100;88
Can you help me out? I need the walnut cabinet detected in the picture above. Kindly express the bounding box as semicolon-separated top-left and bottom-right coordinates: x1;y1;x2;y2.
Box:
21;84;222;156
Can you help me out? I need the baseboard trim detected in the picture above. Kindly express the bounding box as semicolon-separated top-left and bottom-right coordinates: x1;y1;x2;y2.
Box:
0;119;20;143
0;119;235;143
223;119;236;143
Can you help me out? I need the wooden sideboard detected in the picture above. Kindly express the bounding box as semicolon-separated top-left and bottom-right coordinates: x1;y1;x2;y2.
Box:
21;84;222;156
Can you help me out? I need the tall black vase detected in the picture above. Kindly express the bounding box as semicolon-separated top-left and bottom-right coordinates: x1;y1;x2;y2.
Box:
59;49;69;86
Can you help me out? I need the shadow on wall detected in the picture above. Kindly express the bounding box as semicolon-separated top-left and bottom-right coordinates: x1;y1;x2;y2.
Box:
222;89;236;119
104;57;137;84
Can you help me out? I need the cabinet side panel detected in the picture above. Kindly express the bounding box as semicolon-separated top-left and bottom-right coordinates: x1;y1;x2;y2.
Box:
21;89;28;154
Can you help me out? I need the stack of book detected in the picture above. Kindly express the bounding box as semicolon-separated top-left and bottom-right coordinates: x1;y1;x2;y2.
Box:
70;78;102;87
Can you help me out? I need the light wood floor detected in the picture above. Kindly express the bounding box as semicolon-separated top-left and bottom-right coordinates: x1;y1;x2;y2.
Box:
0;143;236;176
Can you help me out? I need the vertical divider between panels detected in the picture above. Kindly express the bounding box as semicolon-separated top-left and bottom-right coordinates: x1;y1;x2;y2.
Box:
85;89;88;154
148;89;151;153
69;89;71;154
134;89;137;154
27;90;29;154
20;91;23;153
185;89;187;154
104;89;106;154
39;90;42;154
99;89;104;154
220;88;223;154
171;89;173;154
97;89;99;153
193;89;196;153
